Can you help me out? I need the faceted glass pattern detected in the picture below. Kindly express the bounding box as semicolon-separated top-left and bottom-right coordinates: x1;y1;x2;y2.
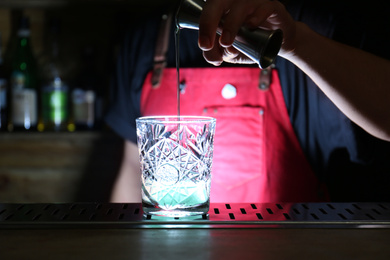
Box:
136;116;216;217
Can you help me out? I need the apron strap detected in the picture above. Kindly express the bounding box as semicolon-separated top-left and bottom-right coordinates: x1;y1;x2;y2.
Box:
259;65;273;91
151;12;172;88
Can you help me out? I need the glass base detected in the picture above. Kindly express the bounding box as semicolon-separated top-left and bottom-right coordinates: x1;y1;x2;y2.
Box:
142;202;209;218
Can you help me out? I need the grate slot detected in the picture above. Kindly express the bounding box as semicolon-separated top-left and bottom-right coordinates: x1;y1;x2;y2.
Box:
266;208;273;214
0;209;5;215
256;213;263;220
372;209;381;215
338;214;347;220
293;208;300;215
283;213;291;220
345;209;354;215
225;204;231;209
251;204;257;210
353;204;362;210
319;208;327;215
378;204;388;210
240;208;247;214
366;214;375;220
51;209;60;216
32;214;42;221
5;214;14;220
310;213;319;220
89;213;96;221
327;204;335;210
214;208;220;214
229;213;235;220
276;204;283;210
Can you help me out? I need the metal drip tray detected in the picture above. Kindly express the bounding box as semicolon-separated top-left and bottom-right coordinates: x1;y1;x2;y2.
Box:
1;202;390;229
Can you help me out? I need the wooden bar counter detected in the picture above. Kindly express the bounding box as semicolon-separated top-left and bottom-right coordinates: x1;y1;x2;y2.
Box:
1;202;390;259
2;227;390;259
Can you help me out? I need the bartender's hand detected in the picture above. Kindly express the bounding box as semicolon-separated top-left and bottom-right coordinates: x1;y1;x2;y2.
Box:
198;0;296;65
198;0;390;142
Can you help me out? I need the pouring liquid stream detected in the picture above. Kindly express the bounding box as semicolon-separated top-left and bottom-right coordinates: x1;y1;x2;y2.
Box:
175;25;183;144
175;25;181;120
175;24;182;142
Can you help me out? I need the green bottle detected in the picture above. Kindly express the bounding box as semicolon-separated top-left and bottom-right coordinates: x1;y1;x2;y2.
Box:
40;18;68;132
9;16;39;131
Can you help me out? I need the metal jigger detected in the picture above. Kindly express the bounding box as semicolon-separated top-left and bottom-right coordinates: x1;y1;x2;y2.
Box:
176;0;283;68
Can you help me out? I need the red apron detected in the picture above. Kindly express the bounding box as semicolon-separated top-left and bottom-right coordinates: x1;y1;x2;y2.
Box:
140;67;328;203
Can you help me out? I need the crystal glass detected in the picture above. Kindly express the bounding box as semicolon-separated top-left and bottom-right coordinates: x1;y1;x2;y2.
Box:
136;116;216;217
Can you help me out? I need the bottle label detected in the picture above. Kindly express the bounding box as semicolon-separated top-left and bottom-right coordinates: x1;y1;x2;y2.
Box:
42;88;68;125
72;88;95;125
12;88;37;128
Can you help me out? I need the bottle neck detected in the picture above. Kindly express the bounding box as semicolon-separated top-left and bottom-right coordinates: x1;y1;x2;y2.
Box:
42;33;67;87
11;27;37;90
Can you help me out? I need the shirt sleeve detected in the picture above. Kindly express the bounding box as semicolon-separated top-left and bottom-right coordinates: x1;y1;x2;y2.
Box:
278;0;390;201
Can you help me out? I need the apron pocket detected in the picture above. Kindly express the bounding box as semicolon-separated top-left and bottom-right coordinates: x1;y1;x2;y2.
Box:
202;105;265;202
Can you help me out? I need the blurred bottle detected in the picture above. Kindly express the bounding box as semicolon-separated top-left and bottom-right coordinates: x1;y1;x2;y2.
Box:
9;16;39;131
40;18;68;132
0;32;8;131
70;46;103;131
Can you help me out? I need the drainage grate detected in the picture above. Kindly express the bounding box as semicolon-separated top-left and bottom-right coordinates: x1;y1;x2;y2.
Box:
1;203;389;229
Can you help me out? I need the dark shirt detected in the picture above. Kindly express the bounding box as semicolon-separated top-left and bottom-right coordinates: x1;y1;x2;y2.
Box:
105;0;390;201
